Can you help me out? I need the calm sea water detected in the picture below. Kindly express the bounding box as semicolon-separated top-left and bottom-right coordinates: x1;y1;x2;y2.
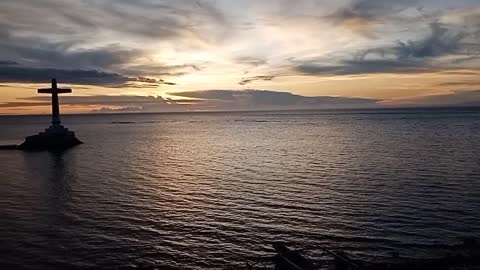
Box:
1;108;480;269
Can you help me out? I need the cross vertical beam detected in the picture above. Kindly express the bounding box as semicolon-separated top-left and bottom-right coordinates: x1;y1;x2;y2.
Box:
38;78;72;126
51;79;60;125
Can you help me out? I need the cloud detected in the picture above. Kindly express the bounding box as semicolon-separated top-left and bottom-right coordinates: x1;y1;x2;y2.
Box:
359;22;477;59
0;60;18;66
0;89;379;112
234;56;267;67
171;89;379;110
0;29;140;70
0;64;175;87
119;64;202;77
239;75;275;85
0;66;126;85
130;77;176;86
294;21;480;76
11;94;186;112
1;0;480;105
0;1;213;85
436;80;480;87
93;106;144;113
4;87;478;113
325;0;419;36
0;101;50;108
0;0;227;42
20;95;170;106
296;59;430;75
0;32;183;86
0;27;180;86
382;90;480;106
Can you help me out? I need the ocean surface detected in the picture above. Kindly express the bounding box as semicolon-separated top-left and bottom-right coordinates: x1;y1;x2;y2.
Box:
1;108;479;269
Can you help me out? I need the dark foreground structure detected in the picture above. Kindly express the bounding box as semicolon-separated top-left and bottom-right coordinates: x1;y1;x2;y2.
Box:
240;239;480;270
18;125;82;151
3;79;82;151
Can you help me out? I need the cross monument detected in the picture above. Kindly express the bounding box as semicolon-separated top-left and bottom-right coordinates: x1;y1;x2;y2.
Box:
17;78;82;150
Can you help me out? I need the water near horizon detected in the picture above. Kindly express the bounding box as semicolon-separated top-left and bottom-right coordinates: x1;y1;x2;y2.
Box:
1;108;480;269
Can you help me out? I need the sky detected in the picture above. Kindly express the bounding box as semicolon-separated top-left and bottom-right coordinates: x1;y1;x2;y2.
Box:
0;0;479;114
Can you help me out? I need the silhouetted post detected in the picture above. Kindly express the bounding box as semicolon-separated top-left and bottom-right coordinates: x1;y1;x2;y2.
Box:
38;78;72;126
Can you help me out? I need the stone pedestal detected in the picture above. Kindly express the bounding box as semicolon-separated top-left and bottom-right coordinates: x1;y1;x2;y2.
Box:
18;124;82;151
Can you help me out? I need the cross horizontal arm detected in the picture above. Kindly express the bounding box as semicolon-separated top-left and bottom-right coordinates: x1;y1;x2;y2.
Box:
38;88;72;94
57;88;72;93
38;88;53;94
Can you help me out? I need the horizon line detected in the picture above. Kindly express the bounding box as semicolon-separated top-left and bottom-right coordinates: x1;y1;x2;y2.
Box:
1;105;479;117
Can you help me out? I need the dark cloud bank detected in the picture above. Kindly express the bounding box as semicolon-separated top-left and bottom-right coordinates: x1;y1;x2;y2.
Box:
4;88;478;113
3;90;380;112
172;89;379;110
0;58;176;87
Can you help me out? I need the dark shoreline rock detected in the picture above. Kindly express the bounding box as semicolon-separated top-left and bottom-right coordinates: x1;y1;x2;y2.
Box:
111;121;136;124
0;145;18;150
242;240;480;270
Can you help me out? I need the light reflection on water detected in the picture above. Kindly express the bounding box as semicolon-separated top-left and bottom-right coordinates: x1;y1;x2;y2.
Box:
0;109;480;269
